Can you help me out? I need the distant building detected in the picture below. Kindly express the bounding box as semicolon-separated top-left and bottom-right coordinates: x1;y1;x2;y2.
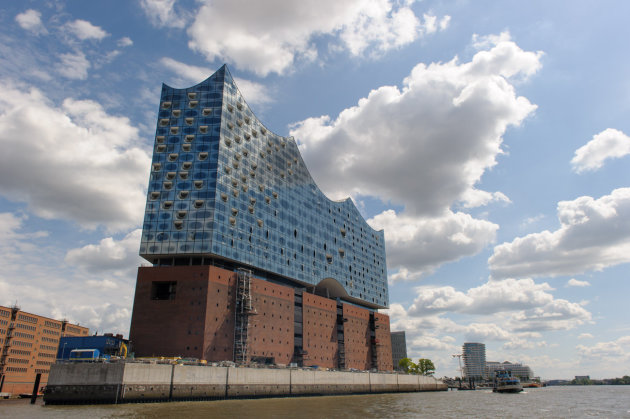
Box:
0;305;89;395
462;342;486;379
390;331;407;369
486;361;534;380
575;375;590;380
546;379;571;386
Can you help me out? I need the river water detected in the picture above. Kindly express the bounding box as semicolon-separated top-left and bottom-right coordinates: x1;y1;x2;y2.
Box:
2;386;629;418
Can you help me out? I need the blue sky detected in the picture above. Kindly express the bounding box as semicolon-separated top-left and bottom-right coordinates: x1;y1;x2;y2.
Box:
1;0;629;380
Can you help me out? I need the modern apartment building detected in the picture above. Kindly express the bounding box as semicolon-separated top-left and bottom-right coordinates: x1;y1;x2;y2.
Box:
0;305;89;395
130;65;392;370
462;342;486;379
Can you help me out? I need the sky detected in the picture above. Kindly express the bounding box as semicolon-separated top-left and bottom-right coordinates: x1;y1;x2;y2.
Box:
0;0;629;380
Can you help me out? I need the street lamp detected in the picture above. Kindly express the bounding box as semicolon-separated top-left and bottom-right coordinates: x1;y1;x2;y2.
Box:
62;342;67;360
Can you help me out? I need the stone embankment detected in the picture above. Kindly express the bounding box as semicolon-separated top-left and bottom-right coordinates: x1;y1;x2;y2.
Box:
44;362;446;404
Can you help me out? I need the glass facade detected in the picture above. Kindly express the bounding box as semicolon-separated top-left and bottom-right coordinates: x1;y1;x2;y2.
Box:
462;342;487;379
140;65;388;308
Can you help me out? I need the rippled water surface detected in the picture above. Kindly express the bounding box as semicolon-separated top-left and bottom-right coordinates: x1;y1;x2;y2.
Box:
2;386;630;418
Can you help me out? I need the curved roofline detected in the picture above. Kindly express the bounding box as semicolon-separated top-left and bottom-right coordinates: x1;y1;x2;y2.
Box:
161;64;230;91
314;277;385;309
160;65;383;236
161;64;384;237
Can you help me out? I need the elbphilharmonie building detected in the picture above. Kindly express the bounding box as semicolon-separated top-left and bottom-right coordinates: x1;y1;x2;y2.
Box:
130;66;392;370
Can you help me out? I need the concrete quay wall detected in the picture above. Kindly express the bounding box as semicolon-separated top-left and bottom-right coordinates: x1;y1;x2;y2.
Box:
44;363;447;404
45;363;125;403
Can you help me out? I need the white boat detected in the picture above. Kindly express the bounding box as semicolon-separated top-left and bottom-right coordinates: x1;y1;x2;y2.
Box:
493;370;523;393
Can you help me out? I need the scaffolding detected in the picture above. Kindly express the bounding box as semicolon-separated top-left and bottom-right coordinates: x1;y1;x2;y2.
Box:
233;269;256;364
0;305;20;391
336;301;346;370
369;312;378;370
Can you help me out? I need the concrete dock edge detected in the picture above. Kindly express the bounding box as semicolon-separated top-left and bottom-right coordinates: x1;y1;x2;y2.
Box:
44;363;447;405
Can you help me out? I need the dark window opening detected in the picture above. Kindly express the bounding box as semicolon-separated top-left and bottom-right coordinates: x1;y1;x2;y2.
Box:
151;281;177;300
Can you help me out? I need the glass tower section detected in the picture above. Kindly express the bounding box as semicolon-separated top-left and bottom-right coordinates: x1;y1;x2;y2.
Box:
140;65;388;309
462;342;487;379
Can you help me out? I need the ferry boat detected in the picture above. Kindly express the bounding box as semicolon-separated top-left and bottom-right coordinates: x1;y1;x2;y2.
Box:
493;370;523;393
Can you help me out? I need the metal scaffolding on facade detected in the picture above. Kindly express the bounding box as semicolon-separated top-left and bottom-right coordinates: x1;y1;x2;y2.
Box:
233;269;256;364
336;301;346;370
0;305;20;392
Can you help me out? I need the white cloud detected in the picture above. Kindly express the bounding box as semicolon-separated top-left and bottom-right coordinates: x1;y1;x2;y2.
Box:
382;286;588;375
400;278;591;334
85;279;119;290
438;15;451;31
187;0;449;76
140;0;188;29
571;128;630;173
384;303;459;334
509;298;592;332
503;338;547;350
410;335;456;351
159;58;273;105
578;333;594;339
159;57;208;84
468;32;542;81
65;229;145;274
99;50;122;66
117;37;133;47
0;215;137;335
56;51;91;80
369;210;498;280
388;277;590;349
460;189;511;209
1;270;133;335
51;303;132;335
464;322;512;342
234;78;275;107
15;9;47;35
387;301;545;359
0;212;48;263
407;285;471;315
0;83;150;231
64;19;109;41
490;188;630;278
567;278;590;287
293;34;540;216
520;214;544;229
472;32;513;49
576;336;630;360
408;278;557;316
290;34;540;278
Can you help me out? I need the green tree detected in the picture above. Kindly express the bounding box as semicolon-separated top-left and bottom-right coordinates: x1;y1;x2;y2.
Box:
398;357;417;373
417;358;435;376
571;377;593;385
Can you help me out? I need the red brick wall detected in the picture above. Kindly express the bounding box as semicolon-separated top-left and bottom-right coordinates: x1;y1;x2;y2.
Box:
130;266;220;359
374;312;393;371
342;303;371;370
129;266;394;372
302;293;338;369
130;266;296;365
202;269;236;361
248;279;294;365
